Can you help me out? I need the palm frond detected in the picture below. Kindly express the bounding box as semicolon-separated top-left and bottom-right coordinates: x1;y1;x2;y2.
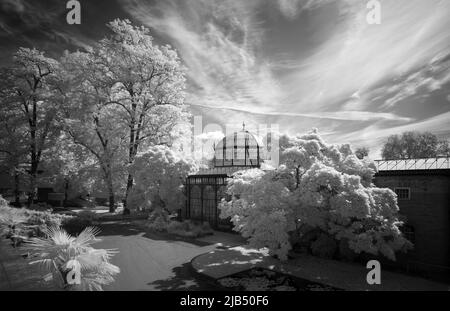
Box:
76;249;120;274
44;226;75;245
26;226;120;291
73;227;101;247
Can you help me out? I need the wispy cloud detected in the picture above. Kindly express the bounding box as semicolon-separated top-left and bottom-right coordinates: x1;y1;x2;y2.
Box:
276;0;335;19
117;0;450;156
380;54;450;109
190;103;413;122
120;0;282;111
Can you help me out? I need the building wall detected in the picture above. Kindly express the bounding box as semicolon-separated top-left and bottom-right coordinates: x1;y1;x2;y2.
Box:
374;170;450;274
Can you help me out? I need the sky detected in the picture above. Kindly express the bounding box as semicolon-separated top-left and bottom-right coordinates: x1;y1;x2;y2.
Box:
0;0;449;158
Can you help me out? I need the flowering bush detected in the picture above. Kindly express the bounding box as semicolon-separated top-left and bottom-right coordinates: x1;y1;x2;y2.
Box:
219;129;412;260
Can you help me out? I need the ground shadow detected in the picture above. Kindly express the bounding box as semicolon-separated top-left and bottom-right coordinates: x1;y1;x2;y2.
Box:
97;221;214;247
147;262;228;291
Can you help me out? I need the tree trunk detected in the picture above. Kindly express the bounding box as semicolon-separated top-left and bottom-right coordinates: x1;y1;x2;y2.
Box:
104;166;115;213
27;169;37;207
13;168;21;207
63;178;69;207
123;174;133;215
108;192;115;213
27;100;38;208
123;100;137;215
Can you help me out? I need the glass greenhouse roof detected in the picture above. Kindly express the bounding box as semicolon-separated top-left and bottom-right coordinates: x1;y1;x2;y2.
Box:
375;157;450;171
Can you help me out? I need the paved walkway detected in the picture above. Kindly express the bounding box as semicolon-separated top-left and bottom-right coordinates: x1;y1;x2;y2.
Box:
0;223;244;291
3;222;446;291
96;224;245;291
191;245;450;291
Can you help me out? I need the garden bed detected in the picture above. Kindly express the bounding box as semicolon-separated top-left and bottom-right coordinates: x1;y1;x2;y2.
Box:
217;267;343;291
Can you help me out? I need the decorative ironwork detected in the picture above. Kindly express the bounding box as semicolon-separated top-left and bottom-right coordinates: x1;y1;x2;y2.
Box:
184;127;265;230
213;129;263;168
185;174;231;230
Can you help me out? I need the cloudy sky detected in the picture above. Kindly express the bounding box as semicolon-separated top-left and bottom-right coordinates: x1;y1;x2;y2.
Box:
1;0;449;157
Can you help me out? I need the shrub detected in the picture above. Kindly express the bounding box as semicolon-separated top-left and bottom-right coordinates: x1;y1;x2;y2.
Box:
146;209;171;232
24;210;66;228
23;210;68;238
29;202;53;212
62;211;98;236
167;220;214;238
77;211;99;223
310;233;337;259
337;238;358;262
167;220;188;233
0;195;9;208
201;222;214;235
0;198;73;243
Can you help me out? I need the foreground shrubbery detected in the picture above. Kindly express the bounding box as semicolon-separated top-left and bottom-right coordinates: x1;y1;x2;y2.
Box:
1;196;120;291
219;130;413;261
62;211;99;235
145;208;213;238
0;196;70;246
167;219;213;238
28;226;120;291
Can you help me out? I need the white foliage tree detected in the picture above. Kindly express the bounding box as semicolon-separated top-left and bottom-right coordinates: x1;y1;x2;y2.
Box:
0;48;62;206
219;129;412;261
96;19;190;214
127;145;198;213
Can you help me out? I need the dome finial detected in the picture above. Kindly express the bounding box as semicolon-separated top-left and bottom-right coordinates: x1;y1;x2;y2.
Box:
242;121;246;131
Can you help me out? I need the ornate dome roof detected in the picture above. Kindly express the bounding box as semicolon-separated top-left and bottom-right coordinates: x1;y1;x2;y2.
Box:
213;127;263;168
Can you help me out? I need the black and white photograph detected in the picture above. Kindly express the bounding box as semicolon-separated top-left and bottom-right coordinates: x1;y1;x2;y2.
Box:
0;0;449;298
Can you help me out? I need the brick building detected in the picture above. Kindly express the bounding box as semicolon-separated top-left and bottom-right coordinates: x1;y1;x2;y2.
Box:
374;158;450;280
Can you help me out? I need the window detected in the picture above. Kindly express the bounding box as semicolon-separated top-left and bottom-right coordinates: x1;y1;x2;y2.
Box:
395;187;410;200
401;224;415;244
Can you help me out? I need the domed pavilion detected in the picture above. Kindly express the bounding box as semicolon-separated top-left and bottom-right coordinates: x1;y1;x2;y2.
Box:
182;124;266;230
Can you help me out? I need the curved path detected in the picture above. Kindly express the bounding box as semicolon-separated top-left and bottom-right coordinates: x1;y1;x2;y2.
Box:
96;222;243;291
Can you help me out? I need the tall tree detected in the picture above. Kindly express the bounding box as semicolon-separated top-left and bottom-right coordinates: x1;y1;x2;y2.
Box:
41;134;99;207
60;50;128;212
95;19;189;214
0;48;61;206
0;109;28;206
381;131;444;160
437;139;450;157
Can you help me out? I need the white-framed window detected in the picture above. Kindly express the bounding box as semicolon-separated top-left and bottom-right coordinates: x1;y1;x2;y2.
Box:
401;224;415;244
395;187;411;200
